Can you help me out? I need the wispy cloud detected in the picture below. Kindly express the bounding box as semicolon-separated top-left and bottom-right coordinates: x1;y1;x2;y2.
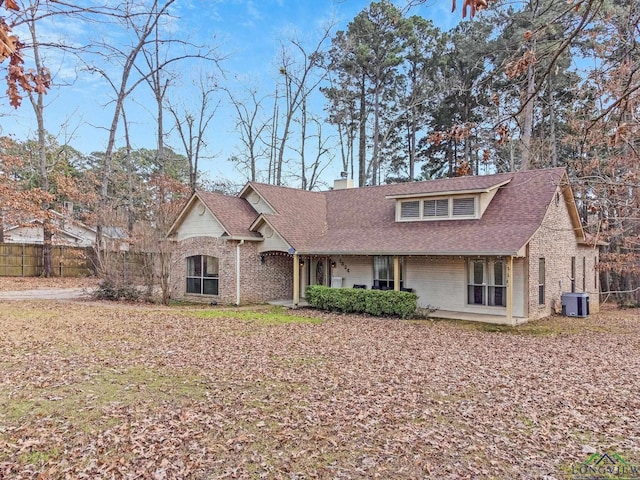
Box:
243;0;262;26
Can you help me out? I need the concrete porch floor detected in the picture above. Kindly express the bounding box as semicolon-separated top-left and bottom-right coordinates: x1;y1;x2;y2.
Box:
268;299;309;308
268;300;526;325
428;310;528;325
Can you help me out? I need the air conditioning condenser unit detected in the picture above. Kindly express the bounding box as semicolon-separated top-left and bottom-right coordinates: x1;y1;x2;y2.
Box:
561;292;589;317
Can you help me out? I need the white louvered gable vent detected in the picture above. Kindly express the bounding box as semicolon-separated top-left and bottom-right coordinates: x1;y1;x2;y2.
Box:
452;197;475;217
395;195;478;222
424;199;449;217
400;200;420;218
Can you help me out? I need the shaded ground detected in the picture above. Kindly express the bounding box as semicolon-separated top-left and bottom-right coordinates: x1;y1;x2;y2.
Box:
0;301;638;479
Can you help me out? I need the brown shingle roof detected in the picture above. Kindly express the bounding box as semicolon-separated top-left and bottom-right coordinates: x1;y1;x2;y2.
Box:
247;182;327;250
307;168;566;255
193;168;570;255
197;191;261;238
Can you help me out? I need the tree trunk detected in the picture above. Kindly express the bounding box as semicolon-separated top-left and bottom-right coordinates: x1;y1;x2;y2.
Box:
520;58;536;171
122;110;135;233
447;142;454;178
269;84;279;185
300;97;307;190
409;107;416;181
464;94;472;167
371;80;381;186
547;74;558;167
97;0;177;249
275;74;293;186
27;17;52;277
42;223;53;277
358;74;367;187
349;120;355;181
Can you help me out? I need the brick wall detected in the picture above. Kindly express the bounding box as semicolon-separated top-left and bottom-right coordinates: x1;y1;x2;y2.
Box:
527;187;600;319
237;243;293;304
170;236;293;305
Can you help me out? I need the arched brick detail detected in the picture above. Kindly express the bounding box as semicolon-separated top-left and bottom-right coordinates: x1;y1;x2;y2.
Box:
171;236;293;305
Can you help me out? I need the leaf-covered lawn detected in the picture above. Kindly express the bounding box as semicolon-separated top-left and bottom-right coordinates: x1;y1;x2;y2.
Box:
0;276;99;292
0;301;638;479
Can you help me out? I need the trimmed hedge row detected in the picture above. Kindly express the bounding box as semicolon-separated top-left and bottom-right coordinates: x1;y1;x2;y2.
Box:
305;285;417;319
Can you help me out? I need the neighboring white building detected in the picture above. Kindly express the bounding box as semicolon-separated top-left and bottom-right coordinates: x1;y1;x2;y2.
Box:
3;211;128;250
3;211;97;247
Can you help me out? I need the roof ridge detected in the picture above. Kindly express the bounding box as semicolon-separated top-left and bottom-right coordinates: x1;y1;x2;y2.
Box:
248;181;326;196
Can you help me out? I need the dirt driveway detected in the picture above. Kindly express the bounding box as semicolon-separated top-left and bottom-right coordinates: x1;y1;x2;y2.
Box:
0;277;99;300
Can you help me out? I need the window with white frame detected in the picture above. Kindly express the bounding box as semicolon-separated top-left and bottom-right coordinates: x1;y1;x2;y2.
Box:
467;259;506;307
186;255;219;295
398;196;476;221
373;256;403;290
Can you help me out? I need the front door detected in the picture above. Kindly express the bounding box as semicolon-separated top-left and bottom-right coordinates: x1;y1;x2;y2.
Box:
300;258;327;297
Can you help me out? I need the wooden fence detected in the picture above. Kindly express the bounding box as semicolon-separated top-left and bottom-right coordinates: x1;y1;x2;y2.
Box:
0;243;94;277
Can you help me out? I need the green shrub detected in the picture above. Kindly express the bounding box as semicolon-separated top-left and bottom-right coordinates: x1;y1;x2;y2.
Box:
305;285;417;319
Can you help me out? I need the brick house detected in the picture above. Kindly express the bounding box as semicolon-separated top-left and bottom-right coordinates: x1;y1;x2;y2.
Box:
167;167;600;324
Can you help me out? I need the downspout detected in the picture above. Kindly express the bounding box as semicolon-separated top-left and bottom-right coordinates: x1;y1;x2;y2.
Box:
293;253;300;307
236;239;244;305
507;256;514;326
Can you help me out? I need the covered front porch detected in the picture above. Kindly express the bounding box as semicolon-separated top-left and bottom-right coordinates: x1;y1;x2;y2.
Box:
429;310;527;325
286;253;525;324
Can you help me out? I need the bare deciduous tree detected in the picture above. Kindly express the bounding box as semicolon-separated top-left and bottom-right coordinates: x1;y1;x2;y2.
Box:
167;73;220;193
225;82;271;182
271;24;334;185
86;0;218;261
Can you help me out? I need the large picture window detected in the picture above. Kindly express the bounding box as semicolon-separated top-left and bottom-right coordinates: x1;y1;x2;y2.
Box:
467;259;506;307
186;255;219;295
373;256;403;290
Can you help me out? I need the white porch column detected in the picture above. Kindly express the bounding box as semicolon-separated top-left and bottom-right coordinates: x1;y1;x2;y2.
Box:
325;256;331;286
293;253;300;307
506;256;514;325
393;255;400;291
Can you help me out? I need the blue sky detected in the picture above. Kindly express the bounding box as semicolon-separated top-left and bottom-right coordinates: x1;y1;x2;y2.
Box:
1;0;463;188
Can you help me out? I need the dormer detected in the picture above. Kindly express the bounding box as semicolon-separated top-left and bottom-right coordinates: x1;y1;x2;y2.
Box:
238;183;277;215
388;178;511;222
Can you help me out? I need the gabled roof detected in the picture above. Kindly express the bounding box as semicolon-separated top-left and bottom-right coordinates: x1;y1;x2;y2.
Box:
244;182;327;250
167;191;261;239
4;210;119;240
198;191;261;239
308;168;576;256
384;176;511;199
5;221;85;243
173;168;583;257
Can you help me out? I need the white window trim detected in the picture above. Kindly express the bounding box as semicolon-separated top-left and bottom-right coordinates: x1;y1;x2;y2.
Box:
372;255;404;290
467;258;507;308
397;195;478;222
